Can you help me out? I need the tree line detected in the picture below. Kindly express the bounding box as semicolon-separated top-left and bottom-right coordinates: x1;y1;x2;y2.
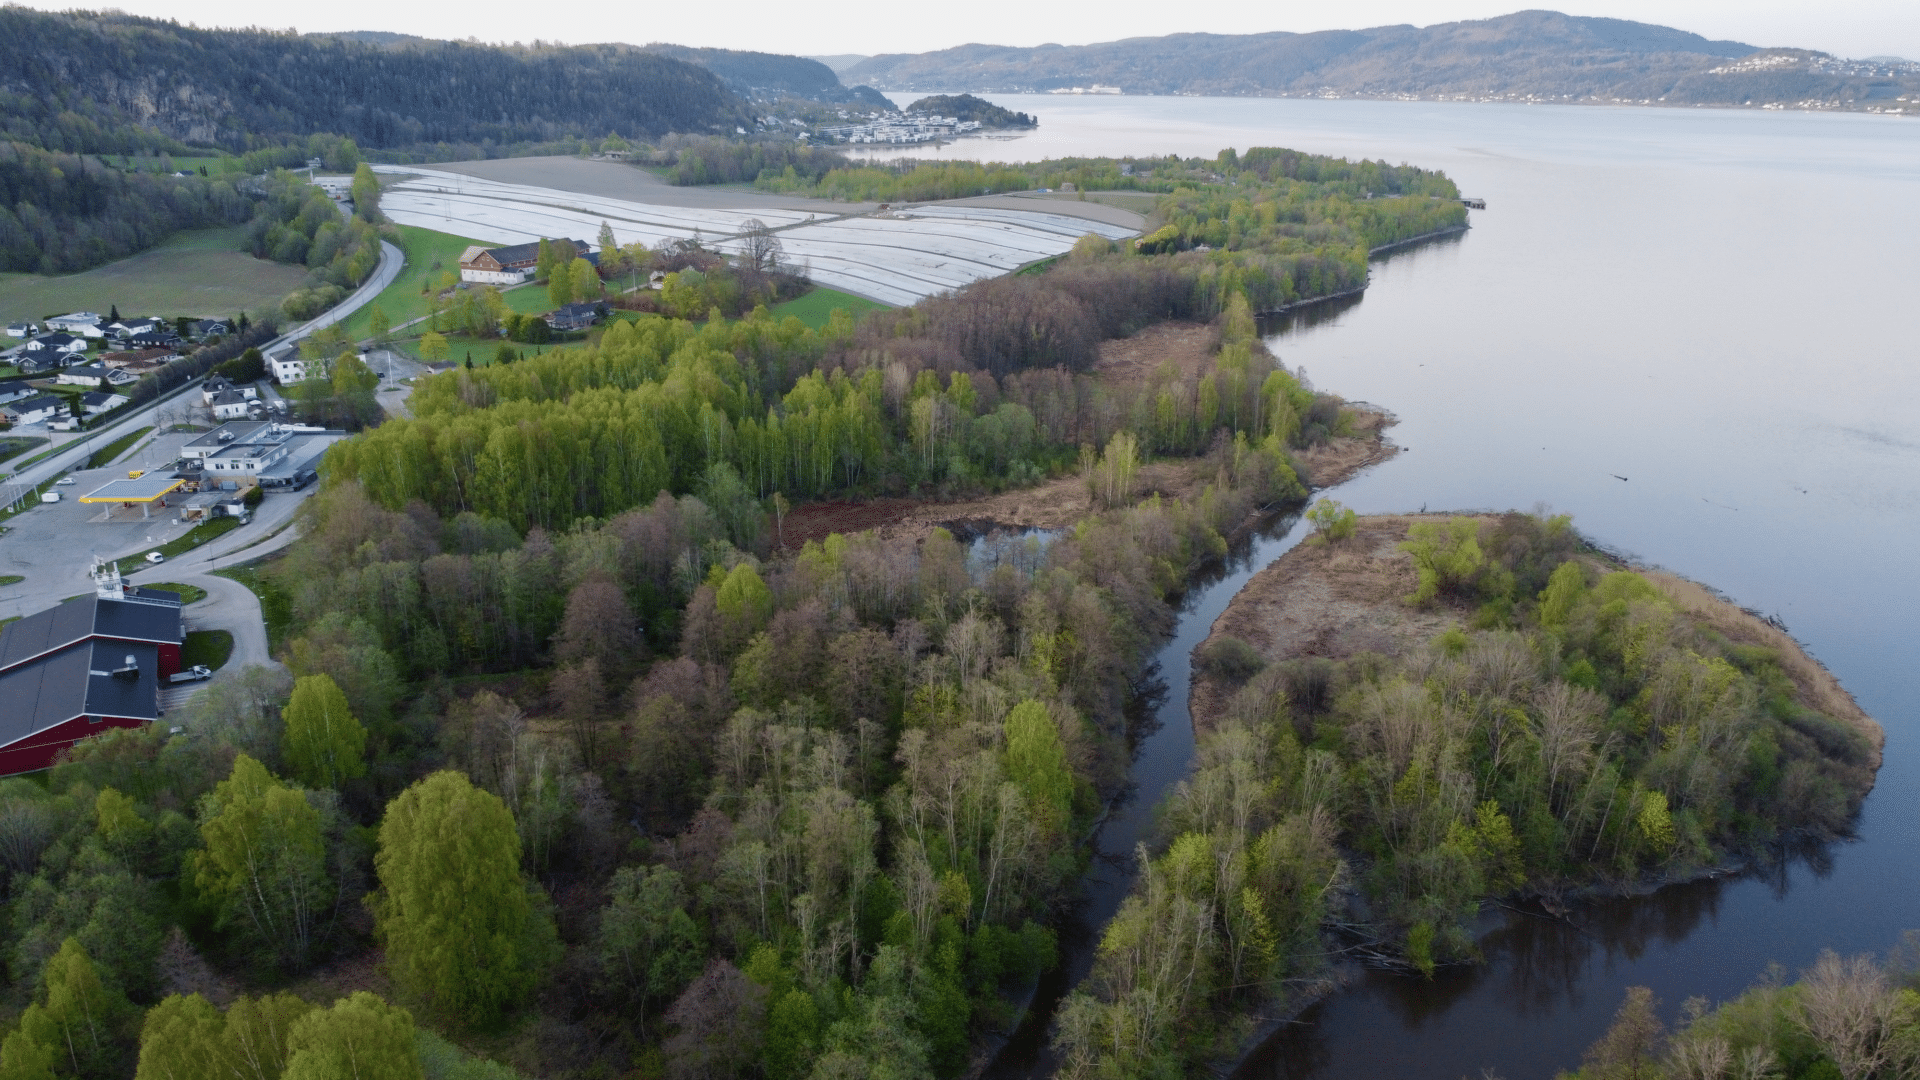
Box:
1560;943;1920;1080
1055;511;1882;1075
0;141;252;273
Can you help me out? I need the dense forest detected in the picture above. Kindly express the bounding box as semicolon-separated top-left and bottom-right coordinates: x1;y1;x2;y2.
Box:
246;165;387;321
0;9;751;157
0;142;251;273
1056;512;1882;1074
643;45;894;110
0;149;1426;1080
1561;942;1920;1080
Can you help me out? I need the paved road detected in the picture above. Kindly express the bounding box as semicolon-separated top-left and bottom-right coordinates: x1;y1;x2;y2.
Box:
1;235;403;699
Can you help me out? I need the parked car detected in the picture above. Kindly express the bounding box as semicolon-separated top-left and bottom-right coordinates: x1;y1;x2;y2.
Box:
145;551;165;564
167;665;212;684
55;477;76;485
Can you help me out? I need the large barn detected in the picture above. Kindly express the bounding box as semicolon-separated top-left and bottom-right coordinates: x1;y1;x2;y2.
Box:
458;239;590;284
0;562;185;775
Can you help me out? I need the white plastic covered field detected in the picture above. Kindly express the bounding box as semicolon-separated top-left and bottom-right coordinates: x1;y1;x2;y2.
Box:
372;166;1138;307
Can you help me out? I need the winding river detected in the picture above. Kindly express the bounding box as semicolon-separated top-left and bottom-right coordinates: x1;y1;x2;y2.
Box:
916;95;1920;1078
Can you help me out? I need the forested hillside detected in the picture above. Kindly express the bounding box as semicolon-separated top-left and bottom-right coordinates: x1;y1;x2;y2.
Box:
0;8;751;157
0;142;251;272
843;10;1920;109
644;44;895;110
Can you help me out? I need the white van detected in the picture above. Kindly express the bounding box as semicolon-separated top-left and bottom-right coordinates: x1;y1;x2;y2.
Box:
40;491;61;503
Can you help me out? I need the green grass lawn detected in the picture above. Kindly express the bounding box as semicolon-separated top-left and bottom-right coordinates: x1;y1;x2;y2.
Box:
140;581;206;603
336;225;490;343
0;437;46;467
213;561;290;655
117;516;241;573
769;286;887;329
87;427;153;469
0;227;308;324
182;629;234;671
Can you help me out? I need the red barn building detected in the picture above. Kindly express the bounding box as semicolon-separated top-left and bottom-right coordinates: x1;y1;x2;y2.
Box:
0;563;184;775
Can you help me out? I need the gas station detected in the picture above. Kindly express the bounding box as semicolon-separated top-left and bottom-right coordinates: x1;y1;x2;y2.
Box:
80;473;187;521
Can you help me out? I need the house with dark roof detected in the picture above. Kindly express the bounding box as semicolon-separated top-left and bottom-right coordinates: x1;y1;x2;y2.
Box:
0;564;184;775
189;319;231;338
0;379;32;404
545;302;607;332
25;333;86;357
58;363;136;388
127;330;185;350
459;239;590;284
1;395;64;425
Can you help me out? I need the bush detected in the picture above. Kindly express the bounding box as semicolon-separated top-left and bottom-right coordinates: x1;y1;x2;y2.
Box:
1198;636;1267;681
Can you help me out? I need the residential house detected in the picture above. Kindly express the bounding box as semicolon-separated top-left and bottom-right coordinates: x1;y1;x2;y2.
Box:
57;363;135;388
44;313;105;337
0;379;32;404
79;391;119;416
209;389;260;420
458;239;590;284
107;318;161;340
102;348;178;378
127;330;184;350
4;322;33;338
0;562;185;775
189;319;231;338
1;396;64;425
24;333;87;358
201;375;258;405
545;302;606;332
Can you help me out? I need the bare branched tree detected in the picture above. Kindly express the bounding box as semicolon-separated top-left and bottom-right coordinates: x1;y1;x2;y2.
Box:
739;219;783;275
1797;950;1905;1080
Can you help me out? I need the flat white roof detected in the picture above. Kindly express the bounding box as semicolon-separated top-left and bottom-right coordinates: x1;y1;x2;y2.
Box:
81;474;185;503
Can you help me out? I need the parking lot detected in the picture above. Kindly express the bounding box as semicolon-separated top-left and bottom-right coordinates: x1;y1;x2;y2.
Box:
0;427;315;620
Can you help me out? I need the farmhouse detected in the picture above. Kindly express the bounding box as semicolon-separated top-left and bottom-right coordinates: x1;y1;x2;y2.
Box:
1;396;63;425
0;563;185;775
459;239;590;284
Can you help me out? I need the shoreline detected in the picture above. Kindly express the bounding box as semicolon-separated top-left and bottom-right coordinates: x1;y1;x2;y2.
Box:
1189;512;1884;1076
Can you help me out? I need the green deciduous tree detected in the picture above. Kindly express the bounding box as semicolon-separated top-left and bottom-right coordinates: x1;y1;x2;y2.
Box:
367;304;391;345
595;866;705;1008
373;771;556;1026
283;992;422;1080
281;674;367;790
192;755;331;972
350;163;383;223
133;994;222;1080
568;257;600;302
417;332;449;365
10;938;132;1080
1004;701;1072;833
547;261;573;308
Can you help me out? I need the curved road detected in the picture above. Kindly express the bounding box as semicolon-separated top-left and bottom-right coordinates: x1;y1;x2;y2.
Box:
2;237;404;700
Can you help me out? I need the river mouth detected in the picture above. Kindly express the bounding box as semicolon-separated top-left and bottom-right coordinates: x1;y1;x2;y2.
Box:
946;95;1916;1079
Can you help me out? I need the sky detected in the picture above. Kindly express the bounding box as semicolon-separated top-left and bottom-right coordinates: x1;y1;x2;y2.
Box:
21;0;1919;62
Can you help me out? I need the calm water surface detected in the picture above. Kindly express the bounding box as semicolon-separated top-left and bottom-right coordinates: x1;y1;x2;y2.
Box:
906;96;1920;1079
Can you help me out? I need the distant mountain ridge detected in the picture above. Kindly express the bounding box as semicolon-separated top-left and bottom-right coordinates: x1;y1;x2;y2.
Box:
643;45;894;110
843;10;1920;110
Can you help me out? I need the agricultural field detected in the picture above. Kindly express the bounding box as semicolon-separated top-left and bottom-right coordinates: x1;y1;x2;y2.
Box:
373;165;1140;306
0;227;307;324
768;286;888;328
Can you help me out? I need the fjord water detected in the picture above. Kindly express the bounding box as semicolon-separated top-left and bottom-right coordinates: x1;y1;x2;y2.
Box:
917;96;1920;1078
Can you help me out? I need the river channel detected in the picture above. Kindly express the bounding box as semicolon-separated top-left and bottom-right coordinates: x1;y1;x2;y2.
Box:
902;96;1920;1078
